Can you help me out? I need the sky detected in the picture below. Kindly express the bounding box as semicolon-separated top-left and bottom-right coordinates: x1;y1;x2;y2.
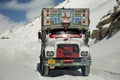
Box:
0;0;64;33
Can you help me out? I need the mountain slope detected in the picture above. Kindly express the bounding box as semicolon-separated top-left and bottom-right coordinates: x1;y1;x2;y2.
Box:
0;0;116;39
0;16;41;40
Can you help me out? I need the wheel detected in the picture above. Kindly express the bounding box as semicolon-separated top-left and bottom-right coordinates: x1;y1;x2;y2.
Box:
40;59;50;76
40;59;49;76
81;66;90;76
40;49;50;76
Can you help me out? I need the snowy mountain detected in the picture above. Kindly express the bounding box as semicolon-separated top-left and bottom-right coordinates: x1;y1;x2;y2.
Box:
0;0;116;39
0;16;41;40
0;0;120;80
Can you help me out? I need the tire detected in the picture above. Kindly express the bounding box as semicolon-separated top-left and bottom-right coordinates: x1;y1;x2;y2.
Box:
40;60;50;76
40;50;50;76
44;66;49;76
81;66;90;76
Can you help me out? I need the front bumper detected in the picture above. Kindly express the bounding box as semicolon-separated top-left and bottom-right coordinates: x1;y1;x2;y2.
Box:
44;58;91;67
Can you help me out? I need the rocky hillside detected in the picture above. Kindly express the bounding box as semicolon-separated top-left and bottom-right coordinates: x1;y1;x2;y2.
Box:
91;0;120;42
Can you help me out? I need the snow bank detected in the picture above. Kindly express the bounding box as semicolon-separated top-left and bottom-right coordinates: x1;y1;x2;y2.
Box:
90;31;120;73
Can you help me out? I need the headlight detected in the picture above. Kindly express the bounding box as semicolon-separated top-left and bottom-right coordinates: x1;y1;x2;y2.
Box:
81;51;88;56
47;51;54;56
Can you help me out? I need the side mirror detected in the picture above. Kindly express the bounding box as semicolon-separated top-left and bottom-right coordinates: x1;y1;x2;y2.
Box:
85;31;90;38
38;31;42;39
88;31;90;38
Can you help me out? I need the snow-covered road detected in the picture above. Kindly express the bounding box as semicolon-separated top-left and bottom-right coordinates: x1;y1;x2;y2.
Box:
0;31;120;80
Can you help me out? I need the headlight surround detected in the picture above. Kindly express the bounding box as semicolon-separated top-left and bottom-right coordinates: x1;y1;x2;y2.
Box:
81;51;88;56
46;51;54;56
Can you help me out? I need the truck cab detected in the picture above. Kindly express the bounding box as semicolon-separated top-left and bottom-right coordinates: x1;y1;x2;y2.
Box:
38;8;91;76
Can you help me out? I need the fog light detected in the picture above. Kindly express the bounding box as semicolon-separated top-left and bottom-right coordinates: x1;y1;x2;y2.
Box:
81;57;88;63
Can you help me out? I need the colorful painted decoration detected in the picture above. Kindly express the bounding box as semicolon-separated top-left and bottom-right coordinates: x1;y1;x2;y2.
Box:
43;8;89;26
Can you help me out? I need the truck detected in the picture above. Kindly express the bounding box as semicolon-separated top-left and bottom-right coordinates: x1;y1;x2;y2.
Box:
38;8;91;76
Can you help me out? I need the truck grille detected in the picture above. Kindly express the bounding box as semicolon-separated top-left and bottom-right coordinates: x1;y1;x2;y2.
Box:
56;44;79;58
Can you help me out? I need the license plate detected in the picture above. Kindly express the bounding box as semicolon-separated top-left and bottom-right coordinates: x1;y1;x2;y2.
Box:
48;59;56;65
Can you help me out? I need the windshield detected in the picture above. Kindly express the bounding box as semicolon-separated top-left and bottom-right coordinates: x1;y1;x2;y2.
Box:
50;29;82;34
48;29;86;38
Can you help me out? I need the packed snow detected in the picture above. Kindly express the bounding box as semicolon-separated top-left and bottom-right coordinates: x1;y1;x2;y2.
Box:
0;0;120;80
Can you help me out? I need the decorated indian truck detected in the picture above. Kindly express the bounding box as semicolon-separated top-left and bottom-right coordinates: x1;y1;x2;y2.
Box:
38;8;91;76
